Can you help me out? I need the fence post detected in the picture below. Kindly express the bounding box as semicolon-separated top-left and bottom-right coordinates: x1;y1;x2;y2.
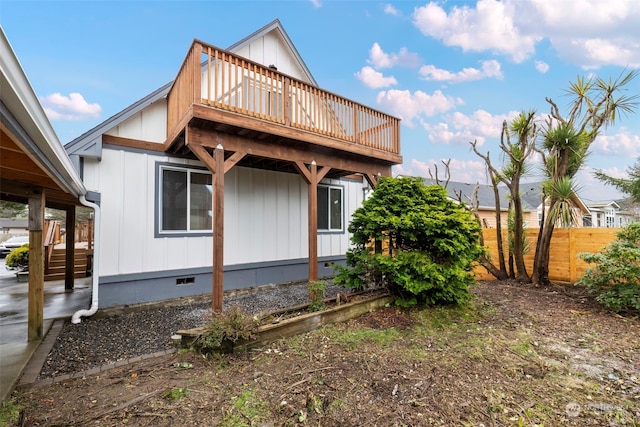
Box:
569;228;577;283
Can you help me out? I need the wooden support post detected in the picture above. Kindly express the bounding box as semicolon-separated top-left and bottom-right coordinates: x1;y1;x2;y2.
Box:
212;144;225;312
294;161;331;283
308;162;318;282
28;192;45;341
65;205;76;290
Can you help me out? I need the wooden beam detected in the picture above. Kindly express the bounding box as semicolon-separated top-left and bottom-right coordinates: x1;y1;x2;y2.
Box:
28;191;45;341
188;143;217;173
188;127;394;177
223;151;246;174
102;134;165;152
0;178;81;207
294;161;311;184
212;145;225;312
316;166;331;183
364;173;379;188
64;206;76;291
187;125;246;176
308;162;318;282
190;105;402;164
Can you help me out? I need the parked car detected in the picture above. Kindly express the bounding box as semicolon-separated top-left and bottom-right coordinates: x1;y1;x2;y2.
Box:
0;236;29;258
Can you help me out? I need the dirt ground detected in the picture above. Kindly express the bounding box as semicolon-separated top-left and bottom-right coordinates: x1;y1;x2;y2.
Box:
7;280;640;426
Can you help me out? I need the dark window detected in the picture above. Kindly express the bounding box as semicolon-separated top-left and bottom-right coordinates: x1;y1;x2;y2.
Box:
160;166;212;233
317;185;343;231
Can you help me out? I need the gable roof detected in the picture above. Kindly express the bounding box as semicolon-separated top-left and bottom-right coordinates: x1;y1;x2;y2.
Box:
64;83;171;159
66;19;315;158
228;19;317;86
586;200;621;210
0;219;28;229
424;179;540;212
440;181;511;211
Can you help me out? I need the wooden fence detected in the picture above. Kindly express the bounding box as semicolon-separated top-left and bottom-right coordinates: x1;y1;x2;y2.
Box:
475;228;620;283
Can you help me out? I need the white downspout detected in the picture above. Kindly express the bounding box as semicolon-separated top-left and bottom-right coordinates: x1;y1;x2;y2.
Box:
71;195;100;324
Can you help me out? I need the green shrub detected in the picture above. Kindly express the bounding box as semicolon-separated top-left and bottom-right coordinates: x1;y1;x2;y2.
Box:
335;177;483;306
6;244;28;270
194;305;259;353
578;223;640;313
308;280;326;312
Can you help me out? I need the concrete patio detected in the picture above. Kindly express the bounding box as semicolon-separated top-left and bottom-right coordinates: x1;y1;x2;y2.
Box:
0;259;91;402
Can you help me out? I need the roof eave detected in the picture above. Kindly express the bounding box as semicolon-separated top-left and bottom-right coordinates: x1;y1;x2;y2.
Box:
0;28;85;198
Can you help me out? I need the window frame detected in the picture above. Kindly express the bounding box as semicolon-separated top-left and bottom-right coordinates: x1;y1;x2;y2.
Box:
317;184;345;234
155;162;213;237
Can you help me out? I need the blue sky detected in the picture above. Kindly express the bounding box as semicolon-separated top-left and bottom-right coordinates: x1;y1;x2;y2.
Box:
2;0;639;202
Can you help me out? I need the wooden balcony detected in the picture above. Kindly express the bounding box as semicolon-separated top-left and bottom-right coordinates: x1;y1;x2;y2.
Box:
165;40;402;177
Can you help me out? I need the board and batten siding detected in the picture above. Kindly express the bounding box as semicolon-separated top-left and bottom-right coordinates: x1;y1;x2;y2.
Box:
82;148;362;278
233;31;307;82
104;99;167;143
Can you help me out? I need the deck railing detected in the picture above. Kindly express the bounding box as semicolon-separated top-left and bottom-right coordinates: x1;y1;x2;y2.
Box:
167;41;400;155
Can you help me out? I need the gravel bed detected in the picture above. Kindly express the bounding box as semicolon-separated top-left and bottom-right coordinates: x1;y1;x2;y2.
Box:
39;281;349;379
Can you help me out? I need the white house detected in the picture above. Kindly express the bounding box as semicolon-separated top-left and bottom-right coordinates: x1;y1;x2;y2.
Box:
584;201;636;228
65;20;402;308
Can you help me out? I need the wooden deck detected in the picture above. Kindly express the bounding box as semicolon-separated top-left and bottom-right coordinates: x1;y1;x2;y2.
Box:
165;40;402;178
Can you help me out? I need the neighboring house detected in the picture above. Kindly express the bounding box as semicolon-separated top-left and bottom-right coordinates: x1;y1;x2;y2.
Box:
65;20;402;309
583;201;636;228
430;180;538;228
431;180;591;229
0;218;28;234
521;182;591;228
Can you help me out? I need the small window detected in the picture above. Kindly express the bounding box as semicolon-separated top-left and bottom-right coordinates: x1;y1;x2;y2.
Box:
318;185;343;232
159;165;212;234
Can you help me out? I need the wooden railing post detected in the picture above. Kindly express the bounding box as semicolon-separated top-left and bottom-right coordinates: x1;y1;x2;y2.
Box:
283;77;291;126
353;104;360;143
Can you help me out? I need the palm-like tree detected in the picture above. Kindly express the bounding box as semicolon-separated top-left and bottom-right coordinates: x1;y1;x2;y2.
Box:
532;70;639;286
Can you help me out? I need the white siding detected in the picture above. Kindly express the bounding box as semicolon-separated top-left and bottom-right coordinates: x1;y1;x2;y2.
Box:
233;32;308;82
104;100;167;143
84;148;365;277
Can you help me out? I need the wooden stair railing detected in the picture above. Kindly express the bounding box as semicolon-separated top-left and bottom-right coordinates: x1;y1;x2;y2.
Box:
43;220;60;274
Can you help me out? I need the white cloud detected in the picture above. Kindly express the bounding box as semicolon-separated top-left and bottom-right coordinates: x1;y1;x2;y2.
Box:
384;4;400;16
393;158;488;183
591;129;640;157
516;0;640;68
421;109;519;146
376;89;461;126
355;66;398;88
40;92;102;121
412;0;539;63
574;166;625;202
309;0;322;8
535;60;549;73
412;0;640;68
420;60;503;83
368;42;421;69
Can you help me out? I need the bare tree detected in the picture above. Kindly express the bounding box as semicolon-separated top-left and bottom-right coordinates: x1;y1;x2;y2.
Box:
471;111;538;282
456;183;509;280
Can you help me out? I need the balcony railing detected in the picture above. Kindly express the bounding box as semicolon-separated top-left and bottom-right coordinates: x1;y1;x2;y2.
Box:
167;40;400;155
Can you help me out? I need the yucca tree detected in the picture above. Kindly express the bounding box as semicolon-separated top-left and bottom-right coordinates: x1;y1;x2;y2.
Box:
532;70;639;286
472;110;537;282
